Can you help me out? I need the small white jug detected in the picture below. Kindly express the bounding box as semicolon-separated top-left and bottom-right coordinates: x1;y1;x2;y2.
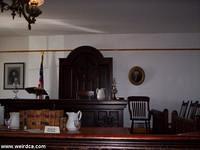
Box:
96;88;105;100
66;110;82;131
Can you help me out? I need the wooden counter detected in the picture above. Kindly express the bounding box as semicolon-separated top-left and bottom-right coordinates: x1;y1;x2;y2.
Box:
0;99;127;127
0;127;200;149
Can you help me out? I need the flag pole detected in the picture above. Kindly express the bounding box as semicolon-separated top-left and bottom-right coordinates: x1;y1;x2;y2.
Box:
38;51;44;99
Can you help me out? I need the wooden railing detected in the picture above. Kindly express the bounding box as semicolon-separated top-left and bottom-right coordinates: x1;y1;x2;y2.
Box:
0;128;200;150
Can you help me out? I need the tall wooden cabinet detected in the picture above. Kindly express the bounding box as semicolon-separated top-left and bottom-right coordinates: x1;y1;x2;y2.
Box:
58;46;127;127
59;45;113;100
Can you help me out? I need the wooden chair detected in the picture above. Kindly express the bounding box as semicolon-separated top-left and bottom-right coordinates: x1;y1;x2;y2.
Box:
195;103;200;117
171;100;199;133
151;109;169;134
179;100;189;118
128;96;151;133
186;101;199;119
170;100;189;133
195;103;200;131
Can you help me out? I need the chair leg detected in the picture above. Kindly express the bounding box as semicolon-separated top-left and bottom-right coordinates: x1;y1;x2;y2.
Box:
148;121;151;133
145;120;151;133
145;121;148;133
146;120;150;133
130;120;134;134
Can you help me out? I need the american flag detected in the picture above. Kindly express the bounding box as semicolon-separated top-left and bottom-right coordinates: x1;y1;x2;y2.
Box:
38;52;44;88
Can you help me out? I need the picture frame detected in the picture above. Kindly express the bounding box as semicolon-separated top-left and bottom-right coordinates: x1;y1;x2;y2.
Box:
128;66;145;86
4;62;25;89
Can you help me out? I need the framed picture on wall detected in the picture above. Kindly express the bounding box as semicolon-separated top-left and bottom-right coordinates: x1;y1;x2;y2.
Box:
128;66;145;86
4;62;25;89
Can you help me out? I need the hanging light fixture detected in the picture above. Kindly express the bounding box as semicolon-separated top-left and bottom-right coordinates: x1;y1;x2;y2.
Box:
0;0;44;30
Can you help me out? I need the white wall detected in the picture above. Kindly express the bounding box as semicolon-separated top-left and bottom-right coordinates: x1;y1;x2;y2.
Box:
0;33;200;127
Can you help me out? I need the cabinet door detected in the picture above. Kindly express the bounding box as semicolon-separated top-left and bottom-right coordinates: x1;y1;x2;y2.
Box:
81;111;96;127
97;110;122;127
108;111;121;127
97;111;108;126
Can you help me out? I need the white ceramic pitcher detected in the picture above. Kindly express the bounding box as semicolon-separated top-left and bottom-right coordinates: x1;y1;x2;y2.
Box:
96;88;105;100
66;110;82;131
8;112;20;129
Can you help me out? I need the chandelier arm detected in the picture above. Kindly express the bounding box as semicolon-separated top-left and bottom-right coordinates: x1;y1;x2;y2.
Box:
10;0;21;19
20;1;37;30
0;1;10;12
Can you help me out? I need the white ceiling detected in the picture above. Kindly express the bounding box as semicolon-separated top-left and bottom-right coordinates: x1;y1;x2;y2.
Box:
0;0;200;37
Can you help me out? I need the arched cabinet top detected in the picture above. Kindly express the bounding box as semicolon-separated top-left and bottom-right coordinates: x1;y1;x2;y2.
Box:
66;46;104;64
